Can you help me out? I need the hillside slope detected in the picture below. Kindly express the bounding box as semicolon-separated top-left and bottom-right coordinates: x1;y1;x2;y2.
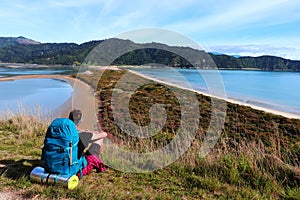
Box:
0;37;300;71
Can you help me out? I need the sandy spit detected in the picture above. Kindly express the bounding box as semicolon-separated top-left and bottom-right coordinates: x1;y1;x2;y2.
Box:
1;69;299;125
128;70;300;119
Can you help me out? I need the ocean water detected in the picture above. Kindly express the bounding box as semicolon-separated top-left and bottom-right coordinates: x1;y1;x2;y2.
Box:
0;66;71;77
0;78;73;116
130;68;300;115
0;67;73;117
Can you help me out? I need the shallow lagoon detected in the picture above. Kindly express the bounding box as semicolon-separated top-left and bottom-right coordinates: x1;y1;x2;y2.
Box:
0;66;71;77
0;67;74;116
0;78;73;116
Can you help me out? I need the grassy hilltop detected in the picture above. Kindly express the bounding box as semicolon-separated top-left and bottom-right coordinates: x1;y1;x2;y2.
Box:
0;69;299;199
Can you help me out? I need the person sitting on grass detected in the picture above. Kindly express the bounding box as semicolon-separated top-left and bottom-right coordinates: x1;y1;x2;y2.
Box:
68;109;107;176
42;109;108;178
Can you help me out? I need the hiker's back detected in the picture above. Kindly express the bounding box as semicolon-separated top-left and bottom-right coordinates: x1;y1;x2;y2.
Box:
41;118;87;176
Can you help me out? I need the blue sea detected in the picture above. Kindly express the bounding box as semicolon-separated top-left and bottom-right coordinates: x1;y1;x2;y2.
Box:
1;66;300;117
0;66;71;77
0;67;73;117
130;68;300;116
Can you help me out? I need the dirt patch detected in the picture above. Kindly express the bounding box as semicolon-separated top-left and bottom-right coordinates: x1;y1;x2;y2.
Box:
0;189;26;200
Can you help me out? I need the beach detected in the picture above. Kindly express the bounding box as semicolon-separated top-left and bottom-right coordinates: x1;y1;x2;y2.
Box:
0;68;300;198
1;68;299;125
0;74;105;147
0;74;98;128
128;70;300;119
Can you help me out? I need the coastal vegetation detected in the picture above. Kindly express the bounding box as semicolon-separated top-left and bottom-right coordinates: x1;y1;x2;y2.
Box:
1;37;300;71
0;39;101;65
1;69;299;199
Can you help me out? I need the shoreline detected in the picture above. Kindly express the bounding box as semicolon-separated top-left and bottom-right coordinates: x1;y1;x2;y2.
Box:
1;70;299;123
0;75;99;129
0;62;69;69
0;74;103;146
128;70;300;119
0;75;74;120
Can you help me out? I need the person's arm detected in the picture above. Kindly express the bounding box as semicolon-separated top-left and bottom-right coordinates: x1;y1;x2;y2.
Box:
77;129;108;141
90;131;108;142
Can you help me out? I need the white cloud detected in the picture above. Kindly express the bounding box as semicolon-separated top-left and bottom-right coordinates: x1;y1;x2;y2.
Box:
0;0;300;60
48;0;109;8
206;44;300;60
166;0;298;33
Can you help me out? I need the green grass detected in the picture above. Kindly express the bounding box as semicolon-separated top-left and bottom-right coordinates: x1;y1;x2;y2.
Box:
0;69;299;199
0;116;299;199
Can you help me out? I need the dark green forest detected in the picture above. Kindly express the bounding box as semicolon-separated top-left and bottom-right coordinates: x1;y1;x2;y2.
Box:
1;37;300;71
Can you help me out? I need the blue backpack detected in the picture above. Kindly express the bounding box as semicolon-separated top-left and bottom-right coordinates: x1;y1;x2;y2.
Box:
41;118;87;177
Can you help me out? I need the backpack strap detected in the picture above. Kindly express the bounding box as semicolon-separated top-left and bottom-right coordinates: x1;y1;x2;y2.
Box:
78;168;83;178
66;140;79;166
69;141;72;165
41;173;47;183
53;174;59;184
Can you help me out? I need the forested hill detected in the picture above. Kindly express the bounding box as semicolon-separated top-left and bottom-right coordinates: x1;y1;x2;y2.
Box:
0;37;102;65
0;36;40;48
210;53;300;71
1;36;300;71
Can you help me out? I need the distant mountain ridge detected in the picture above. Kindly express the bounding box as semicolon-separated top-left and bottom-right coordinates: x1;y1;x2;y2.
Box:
210;51;241;58
0;36;102;65
0;36;300;71
0;36;40;48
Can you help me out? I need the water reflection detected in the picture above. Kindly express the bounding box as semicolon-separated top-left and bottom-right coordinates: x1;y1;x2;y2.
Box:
0;78;73;116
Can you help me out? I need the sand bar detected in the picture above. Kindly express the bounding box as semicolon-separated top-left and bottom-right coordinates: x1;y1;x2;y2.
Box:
1;69;299;124
128;70;300;119
0;68;299;150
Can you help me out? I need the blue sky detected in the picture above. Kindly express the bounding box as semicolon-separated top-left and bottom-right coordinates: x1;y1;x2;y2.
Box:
1;0;300;60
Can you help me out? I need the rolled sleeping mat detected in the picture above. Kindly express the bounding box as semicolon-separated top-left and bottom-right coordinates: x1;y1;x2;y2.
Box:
30;166;79;190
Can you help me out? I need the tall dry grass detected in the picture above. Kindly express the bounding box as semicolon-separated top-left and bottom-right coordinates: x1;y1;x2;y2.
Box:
176;132;300;198
0;103;51;143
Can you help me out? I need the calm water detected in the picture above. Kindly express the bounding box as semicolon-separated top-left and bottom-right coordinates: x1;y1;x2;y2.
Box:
130;68;300;115
0;67;73;116
0;66;71;77
2;67;300;117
